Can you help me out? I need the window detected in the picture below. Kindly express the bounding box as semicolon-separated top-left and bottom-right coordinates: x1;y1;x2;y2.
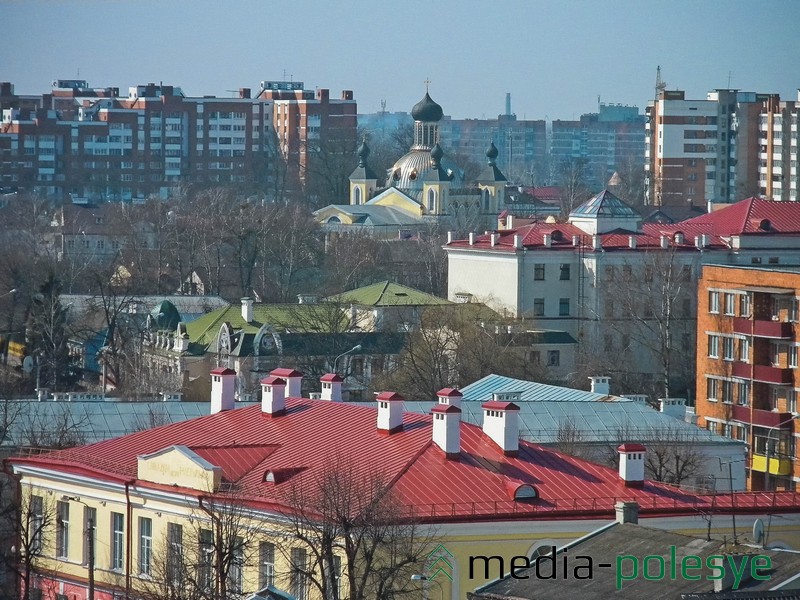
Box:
709;291;720;313
167;523;183;584
772;343;782;367
771;387;781;411
228;537;244;595
30;496;44;554
139;517;152;576
791;346;798;368
56;501;69;558
559;264;570;280
739;337;750;362
708;335;719;358
723;337;734;361
622;265;632;281
528;350;541;365
740;294;752;317
111;513;124;570
738;382;750;406
534;264;545;280
547;350;560;367
332;555;342;600
707;378;719;402
291;548;309;600
427;188;436;212
353;186;361;205
724;294;736;315
259;541;275;588
722;380;734;404
605;265;615;281
559;298;570;316
533;298;545;317
198;529;213;591
789;389;798;413
83;506;96;566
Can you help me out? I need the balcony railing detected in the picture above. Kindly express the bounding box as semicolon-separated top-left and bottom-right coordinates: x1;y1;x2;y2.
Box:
732;317;793;338
731;362;794;384
751;453;793;476
730;403;793;427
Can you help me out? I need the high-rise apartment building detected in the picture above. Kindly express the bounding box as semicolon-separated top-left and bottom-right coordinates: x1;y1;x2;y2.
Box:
550;103;645;193
758;93;800;202
696;264;800;491
0;80;357;202
645;89;772;207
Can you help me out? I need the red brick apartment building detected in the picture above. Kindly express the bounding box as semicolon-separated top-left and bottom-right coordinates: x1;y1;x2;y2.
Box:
697;264;800;491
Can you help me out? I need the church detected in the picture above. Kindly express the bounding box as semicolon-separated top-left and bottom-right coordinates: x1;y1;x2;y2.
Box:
314;91;508;237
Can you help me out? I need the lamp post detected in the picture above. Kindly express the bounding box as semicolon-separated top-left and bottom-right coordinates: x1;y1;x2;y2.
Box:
63;496;94;600
333;344;361;375
411;574;443;600
764;414;799;491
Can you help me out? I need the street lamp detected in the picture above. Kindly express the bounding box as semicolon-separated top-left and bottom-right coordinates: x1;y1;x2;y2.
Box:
333;344;362;375
0;288;16;298
764;414;799;490
411;575;443;600
62;496;94;600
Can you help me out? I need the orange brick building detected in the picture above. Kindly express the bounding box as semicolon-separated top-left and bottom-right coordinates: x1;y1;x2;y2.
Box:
696;264;800;491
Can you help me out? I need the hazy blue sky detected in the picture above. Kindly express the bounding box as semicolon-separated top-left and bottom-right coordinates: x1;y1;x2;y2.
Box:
3;0;799;120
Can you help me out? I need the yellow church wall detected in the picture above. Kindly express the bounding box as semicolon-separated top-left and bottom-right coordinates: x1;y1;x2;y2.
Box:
370;189;424;216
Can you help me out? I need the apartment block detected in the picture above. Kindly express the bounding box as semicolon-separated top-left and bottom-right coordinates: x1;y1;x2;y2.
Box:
758;92;800;201
0;79;357;202
645;89;772;207
696;264;800;491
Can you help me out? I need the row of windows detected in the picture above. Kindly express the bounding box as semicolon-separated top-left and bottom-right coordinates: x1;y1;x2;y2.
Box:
47;502;326;600
707;334;749;361
533;263;571;281
532;298;570;317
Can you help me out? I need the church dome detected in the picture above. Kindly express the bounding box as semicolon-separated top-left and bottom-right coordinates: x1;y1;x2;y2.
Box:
411;92;444;122
387;150;462;192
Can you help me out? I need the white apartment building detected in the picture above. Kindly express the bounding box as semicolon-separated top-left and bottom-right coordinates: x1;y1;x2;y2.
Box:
758;92;800;201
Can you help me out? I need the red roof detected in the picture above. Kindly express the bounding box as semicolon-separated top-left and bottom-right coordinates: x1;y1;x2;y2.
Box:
210;367;236;375
320;373;344;383
12;401;800;522
431;404;462;414
446;198;800;253
260;376;286;386
375;391;404;402
618;443;647;453
437;388;463;397
270;368;303;378
481;401;520;411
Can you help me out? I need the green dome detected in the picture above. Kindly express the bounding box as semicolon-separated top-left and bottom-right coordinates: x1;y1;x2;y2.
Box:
150;300;181;330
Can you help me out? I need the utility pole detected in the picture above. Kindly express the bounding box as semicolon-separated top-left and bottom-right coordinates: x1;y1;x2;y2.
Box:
86;515;95;600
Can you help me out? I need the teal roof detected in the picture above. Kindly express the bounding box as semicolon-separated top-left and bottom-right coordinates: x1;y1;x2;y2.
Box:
569;189;640;218
328;281;451;307
150;300;181;330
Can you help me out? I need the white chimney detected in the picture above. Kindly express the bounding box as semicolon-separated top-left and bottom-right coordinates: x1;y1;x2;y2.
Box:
694;235;701;248
589;376;611;395
432;404;461;458
615;501;639;524
572;235;580;246
618;443;646;487
592;235;601;251
469;232;476;245
674;232;685;244
628;235;637;249
513;234;522;249
659;397;687;420
700;233;710;248
260;375;286;416
490;233;498;247
436;387;462;409
241;297;254;323
481;401;520;455
270;368;303;397
543;233;552;248
660;235;669;249
320;373;343;402
376;391;404;433
210;367;236;414
174;334;189;352
506;214;513;229
446;231;453;244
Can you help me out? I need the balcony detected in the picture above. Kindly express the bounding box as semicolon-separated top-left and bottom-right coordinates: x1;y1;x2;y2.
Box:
732;317;793;338
730;362;794;384
751;454;793;475
730;403;793;427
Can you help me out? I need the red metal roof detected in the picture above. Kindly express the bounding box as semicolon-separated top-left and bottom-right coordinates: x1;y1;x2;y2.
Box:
270;368;303;378
260;376;286;386
481;401;520;411
10;401;800;522
210;367;236;375
320;373;344;383
431;404;462;414
376;391;404;402
437;388;463;397
618;443;647;453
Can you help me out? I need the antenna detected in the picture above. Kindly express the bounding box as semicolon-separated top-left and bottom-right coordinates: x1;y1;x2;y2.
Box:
380;99;386;115
727;70;733;88
655;65;666;101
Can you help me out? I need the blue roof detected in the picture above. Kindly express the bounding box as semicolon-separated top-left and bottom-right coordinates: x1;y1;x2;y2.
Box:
460;373;614;402
569;189;640;218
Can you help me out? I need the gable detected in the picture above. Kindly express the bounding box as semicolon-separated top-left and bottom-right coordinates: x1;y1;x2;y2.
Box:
366;187;423;215
137;444;222;491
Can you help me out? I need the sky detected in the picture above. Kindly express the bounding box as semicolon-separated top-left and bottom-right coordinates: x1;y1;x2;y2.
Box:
3;0;800;121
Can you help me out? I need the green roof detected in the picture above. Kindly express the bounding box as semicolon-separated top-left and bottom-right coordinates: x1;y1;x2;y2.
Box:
184;303;351;346
327;281;451;307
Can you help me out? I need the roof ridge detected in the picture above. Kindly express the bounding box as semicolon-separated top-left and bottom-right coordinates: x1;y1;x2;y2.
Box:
385;436;434;494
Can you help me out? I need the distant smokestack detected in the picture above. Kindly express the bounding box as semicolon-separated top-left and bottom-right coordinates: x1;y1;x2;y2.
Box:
505;93;512;116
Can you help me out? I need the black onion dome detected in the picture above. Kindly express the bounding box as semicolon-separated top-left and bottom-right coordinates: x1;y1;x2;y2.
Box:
486;141;499;162
430;143;444;165
411;92;444;122
357;139;370;166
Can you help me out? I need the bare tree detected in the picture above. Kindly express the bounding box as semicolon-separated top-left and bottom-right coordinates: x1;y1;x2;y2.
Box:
16;403;88;450
277;454;436;600
555;157;591;215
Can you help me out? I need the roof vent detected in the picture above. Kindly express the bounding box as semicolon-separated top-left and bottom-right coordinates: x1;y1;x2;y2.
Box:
589;376;610;395
436;387;462;408
210;368;236;414
551;230;563;241
320;373;343;402
269;368;303;397
481;400;521;455
260;375;286;416
618;443;646;487
376;391;404;433
432;404;461;458
759;218;772;231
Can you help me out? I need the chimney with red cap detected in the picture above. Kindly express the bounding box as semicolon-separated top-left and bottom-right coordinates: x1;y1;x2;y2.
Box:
481;400;521;455
270;368;303;397
618;443;647;487
261;375;286;416
210;367;236;414
376;391;404;433
320;373;343;402
432;404;461;458
436;387;462;409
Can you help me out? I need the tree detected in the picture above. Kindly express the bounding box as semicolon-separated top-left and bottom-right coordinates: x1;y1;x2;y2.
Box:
277;454;436;600
555;157;591;215
26;274;77;391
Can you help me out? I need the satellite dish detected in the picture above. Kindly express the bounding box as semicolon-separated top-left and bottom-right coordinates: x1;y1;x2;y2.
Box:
753;518;765;545
22;356;33;374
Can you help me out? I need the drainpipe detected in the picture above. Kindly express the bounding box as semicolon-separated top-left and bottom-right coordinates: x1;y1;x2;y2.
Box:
125;480;134;598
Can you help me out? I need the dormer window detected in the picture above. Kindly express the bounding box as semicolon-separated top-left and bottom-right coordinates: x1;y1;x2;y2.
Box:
514;484;537;500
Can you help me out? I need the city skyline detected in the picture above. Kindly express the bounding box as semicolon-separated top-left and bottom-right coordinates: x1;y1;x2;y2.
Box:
3;0;800;121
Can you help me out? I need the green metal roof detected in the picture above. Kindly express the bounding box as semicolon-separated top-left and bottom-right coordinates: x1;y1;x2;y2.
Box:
328;281;451;307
